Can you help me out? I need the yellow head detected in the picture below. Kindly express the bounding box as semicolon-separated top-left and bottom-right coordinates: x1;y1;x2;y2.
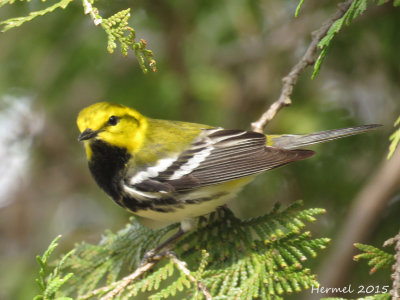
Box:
77;102;147;159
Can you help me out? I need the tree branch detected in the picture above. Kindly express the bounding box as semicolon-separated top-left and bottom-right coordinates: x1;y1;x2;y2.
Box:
384;230;400;300
79;254;164;300
98;254;164;300
80;249;212;300
168;252;212;300
251;0;354;133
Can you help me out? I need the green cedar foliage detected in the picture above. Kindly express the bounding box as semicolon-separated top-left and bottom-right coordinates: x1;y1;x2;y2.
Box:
37;201;330;299
295;0;400;79
100;9;156;73
34;235;74;300
0;0;73;29
353;243;395;274
0;0;156;73
388;116;400;159
321;242;395;300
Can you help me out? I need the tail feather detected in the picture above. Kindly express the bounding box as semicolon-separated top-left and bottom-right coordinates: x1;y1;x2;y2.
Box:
269;124;382;150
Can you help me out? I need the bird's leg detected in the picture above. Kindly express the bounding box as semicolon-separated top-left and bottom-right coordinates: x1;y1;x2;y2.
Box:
142;227;186;262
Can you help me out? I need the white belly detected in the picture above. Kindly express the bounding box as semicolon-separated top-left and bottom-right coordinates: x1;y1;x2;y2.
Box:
132;178;253;229
134;192;232;221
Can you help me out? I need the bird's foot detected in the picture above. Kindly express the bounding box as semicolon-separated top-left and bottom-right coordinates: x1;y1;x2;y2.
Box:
141;227;186;264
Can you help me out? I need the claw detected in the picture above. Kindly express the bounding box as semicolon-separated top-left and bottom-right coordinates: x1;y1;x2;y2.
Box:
140;227;186;263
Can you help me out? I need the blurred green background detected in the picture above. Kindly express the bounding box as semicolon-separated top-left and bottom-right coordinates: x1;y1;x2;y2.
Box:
0;0;399;299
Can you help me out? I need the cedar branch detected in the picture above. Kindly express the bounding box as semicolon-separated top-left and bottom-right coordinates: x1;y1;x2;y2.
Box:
98;254;164;300
384;230;400;300
169;252;212;300
251;0;354;133
79;254;164;300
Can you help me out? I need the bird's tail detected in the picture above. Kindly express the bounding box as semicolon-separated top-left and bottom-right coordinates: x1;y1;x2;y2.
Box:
268;124;382;150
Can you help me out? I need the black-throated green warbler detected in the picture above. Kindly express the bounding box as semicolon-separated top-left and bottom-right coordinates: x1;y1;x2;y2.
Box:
77;102;380;231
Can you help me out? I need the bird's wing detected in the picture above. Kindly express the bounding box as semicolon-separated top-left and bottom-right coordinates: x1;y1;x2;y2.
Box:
269;124;381;150
123;128;314;198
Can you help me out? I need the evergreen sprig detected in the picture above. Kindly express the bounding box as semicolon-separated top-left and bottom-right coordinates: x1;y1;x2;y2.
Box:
321;239;397;300
101;9;157;73
0;0;73;32
295;0;400;79
176;202;329;299
312;0;368;79
0;0;157;73
60;221;179;297
354;243;395;274
34;235;75;300
0;0;26;8
52;201;329;299
388;115;400;159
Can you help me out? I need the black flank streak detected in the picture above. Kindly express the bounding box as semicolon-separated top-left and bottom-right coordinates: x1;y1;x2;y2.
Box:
152;207;174;213
121;196;153;211
132;179;175;193
121;196;179;212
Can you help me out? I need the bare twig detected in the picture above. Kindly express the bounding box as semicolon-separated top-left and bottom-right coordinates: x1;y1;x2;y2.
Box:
168;252;212;300
79;251;168;300
82;0;102;26
79;226;188;299
98;254;165;300
251;0;354;133
80;249;212;300
384;230;400;300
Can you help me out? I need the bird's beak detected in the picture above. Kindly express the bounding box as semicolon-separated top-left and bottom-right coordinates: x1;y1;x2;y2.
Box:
78;128;98;141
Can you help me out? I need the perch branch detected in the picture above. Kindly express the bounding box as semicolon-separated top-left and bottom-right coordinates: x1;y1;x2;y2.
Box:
98;253;166;300
168;252;212;300
80;252;167;300
81;250;213;300
251;0;354;133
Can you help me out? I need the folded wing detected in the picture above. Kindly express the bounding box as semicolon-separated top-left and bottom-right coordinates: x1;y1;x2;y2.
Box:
124;128;314;197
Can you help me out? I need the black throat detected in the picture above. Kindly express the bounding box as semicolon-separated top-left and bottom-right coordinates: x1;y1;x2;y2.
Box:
88;140;131;202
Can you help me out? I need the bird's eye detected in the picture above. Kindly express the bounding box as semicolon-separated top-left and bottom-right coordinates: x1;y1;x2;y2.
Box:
108;115;118;126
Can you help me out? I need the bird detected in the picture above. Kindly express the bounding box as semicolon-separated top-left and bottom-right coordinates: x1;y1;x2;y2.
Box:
77;102;380;233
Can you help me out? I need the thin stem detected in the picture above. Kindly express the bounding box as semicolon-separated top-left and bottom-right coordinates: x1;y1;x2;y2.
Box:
384;230;400;300
251;0;354;133
168;252;212;300
99;254;164;300
82;0;102;26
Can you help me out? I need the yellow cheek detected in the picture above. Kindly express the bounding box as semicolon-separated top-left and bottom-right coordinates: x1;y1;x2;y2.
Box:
97;130;143;154
97;120;147;154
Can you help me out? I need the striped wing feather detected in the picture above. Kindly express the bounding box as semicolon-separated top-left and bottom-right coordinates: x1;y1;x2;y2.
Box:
125;129;314;194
